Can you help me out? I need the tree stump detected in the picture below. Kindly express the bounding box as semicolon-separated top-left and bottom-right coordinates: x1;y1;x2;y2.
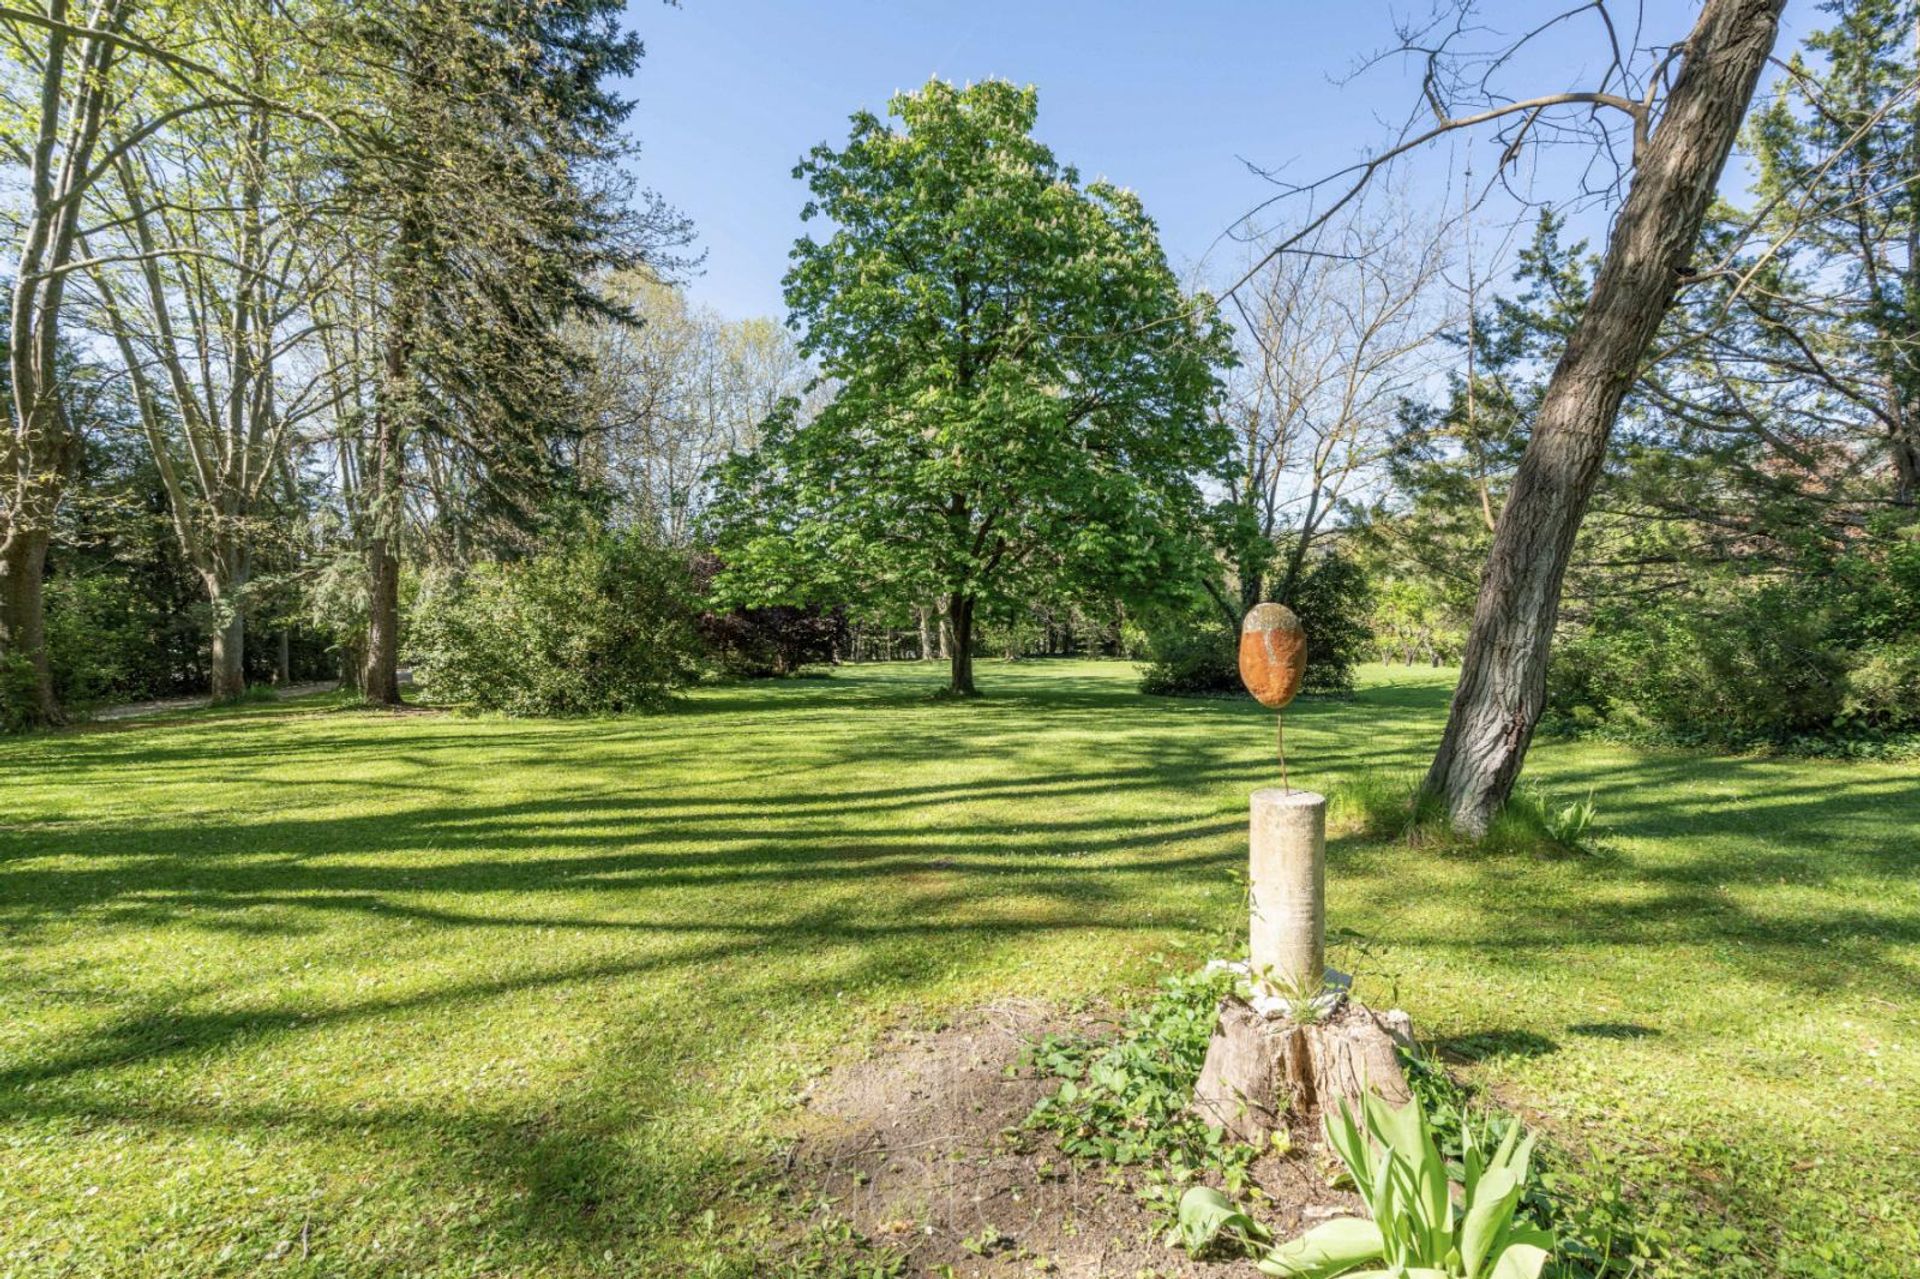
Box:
1190;996;1414;1146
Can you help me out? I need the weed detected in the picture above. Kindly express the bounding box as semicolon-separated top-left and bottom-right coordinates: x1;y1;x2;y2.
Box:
1024;965;1255;1229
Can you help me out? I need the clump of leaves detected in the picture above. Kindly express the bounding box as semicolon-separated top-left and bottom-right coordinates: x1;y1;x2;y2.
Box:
1024;965;1255;1223
764;1206;906;1275
1488;783;1601;855
1260;1087;1553;1278
1176;1185;1273;1259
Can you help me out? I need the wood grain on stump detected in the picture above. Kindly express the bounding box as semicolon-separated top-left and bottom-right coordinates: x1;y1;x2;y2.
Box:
1191;997;1414;1146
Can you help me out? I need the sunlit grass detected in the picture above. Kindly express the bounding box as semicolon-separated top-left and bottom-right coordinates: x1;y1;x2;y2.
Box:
2;661;1915;1275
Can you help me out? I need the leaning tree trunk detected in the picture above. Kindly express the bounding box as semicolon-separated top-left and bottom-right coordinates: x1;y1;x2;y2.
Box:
946;592;976;695
0;529;60;726
1427;0;1785;835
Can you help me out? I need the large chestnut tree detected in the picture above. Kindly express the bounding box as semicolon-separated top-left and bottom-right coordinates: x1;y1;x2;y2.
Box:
713;79;1232;695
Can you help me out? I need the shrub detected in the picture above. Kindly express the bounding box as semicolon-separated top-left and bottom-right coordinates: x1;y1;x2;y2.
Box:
0;653;41;735
1140;554;1374;698
1548;581;1918;747
1138;621;1239;696
1289;553;1373;694
44;570;157;710
691;553;843;677
1837;640;1920;733
410;534;701;715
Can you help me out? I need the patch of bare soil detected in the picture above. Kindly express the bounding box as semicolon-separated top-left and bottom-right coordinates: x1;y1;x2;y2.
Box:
786;1001;1361;1277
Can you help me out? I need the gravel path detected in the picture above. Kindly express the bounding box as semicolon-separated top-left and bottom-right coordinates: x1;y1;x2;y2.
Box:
89;680;339;722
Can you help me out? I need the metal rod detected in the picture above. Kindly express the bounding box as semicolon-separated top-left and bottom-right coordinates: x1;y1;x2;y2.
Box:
1276;712;1289;793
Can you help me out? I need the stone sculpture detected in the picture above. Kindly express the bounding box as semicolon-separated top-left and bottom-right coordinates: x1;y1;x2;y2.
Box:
1187;602;1413;1144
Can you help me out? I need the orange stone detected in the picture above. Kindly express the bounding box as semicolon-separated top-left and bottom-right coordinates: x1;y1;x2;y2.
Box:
1238;603;1306;709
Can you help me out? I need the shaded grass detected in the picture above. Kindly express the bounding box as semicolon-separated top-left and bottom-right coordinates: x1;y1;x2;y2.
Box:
1;661;1916;1276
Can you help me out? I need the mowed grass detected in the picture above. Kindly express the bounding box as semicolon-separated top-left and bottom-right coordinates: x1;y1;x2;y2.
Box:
1;661;1916;1277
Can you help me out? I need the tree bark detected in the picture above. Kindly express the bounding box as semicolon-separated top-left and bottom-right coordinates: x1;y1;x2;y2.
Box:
1191;997;1414;1146
1426;0;1784;834
362;533;402;705
209;602;246;702
946;592;976;695
4;5;123;729
917;606;933;661
361;403;404;704
276;628;291;686
0;529;60;726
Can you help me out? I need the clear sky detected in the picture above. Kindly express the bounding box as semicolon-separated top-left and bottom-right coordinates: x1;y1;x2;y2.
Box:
621;1;1801;322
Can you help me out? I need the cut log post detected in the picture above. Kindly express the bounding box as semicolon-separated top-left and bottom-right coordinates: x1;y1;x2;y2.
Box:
1191;786;1414;1144
1248;788;1325;997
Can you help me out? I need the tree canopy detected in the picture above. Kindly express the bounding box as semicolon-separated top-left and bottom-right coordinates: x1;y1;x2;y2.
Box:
711;78;1233;694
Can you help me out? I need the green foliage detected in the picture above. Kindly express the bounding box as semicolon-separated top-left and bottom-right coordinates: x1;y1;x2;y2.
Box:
1140;552;1374;698
1138;621;1239;696
1547;531;1920;749
1260;1088;1553;1279
1025;965;1255;1224
1288;553;1374;695
1176;1185;1272;1260
409;534;700;715
0;653;41;736
1484;784;1601;858
42;571;152;712
710;79;1233;690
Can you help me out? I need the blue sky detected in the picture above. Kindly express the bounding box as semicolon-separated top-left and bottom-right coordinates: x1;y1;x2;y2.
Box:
621;1;1801;321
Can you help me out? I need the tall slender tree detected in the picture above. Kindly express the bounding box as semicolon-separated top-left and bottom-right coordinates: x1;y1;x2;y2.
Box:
81;4;338;699
1425;0;1787;831
332;0;688;703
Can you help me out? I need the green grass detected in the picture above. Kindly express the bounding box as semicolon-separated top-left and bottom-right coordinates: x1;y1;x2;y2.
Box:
2;661;1915;1276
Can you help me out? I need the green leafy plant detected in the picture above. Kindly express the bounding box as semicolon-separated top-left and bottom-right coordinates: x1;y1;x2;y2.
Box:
408;533;702;715
1259;1088;1554;1279
1405;1057;1643;1279
960;1225;1009;1256
1176;1185;1273;1259
1490;784;1601;856
1544;790;1598;848
1025;965;1255;1226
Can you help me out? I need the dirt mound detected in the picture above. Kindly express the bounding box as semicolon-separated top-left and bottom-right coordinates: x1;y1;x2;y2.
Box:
786;1001;1358;1277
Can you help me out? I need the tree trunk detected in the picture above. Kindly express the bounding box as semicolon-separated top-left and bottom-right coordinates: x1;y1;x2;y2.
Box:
1426;0;1784;835
209;604;246;702
1191;997;1414;1146
946;592;976;695
276;628;291;686
917;607;933;660
362;535;402;704
362;351;405;704
1893;416;1920;508
0;529;60;727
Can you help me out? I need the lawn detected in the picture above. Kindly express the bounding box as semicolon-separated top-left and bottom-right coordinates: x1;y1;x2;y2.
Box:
2;661;1916;1277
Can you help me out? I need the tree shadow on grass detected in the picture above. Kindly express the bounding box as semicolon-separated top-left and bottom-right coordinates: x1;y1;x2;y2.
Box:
4;662;1917;1268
